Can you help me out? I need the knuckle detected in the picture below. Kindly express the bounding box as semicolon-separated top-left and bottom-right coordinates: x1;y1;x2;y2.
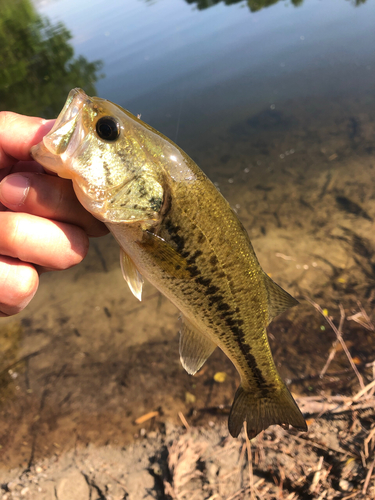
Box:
14;265;38;302
0;258;38;315
2;213;25;255
46;223;89;270
69;229;89;264
48;179;67;219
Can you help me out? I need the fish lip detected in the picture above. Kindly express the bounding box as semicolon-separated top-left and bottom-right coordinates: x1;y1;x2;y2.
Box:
49;88;89;135
41;88;90;160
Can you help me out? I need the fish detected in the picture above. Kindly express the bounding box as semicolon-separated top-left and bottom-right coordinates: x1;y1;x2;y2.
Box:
31;88;307;439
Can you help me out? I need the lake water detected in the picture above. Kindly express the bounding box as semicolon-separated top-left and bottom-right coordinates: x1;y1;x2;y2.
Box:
1;0;375;469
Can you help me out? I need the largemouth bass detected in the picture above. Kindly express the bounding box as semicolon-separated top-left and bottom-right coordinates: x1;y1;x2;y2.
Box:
31;88;307;438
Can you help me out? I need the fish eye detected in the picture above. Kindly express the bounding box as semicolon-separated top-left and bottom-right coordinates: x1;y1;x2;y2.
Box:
96;116;120;142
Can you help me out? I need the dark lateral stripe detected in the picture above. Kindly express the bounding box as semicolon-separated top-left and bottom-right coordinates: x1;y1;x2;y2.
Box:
230;324;270;392
191;262;270;392
162;218;269;392
186;265;200;277
195;276;211;287
187;250;203;264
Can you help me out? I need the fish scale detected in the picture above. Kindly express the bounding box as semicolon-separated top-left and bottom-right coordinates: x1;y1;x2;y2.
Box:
31;88;307;439
158;181;274;387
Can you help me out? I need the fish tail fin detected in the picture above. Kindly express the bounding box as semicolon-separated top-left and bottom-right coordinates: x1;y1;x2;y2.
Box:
228;383;307;438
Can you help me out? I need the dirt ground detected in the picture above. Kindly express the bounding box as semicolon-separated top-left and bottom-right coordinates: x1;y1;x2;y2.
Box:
1;399;375;500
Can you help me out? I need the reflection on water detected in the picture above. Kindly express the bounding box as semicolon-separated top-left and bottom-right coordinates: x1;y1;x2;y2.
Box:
1;0;375;469
0;0;102;116
186;0;303;12
186;0;365;11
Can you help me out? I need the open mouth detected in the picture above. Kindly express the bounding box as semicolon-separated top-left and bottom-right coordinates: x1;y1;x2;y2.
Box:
31;88;90;176
43;88;89;157
53;88;89;131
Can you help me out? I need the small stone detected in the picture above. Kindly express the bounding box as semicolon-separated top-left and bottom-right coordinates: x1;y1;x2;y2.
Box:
207;462;219;484
6;482;19;492
56;469;90;500
339;479;353;492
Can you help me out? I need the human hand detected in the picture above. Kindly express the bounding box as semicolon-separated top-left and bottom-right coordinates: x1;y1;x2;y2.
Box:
0;112;108;317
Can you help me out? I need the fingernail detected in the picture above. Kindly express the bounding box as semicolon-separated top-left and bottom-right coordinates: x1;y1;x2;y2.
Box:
0;174;30;207
41;119;55;130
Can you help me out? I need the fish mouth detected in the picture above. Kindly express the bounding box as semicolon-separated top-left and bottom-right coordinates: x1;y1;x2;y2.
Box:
31;88;91;177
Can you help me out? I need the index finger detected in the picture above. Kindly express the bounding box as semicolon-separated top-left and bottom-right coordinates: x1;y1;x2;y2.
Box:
0;112;55;169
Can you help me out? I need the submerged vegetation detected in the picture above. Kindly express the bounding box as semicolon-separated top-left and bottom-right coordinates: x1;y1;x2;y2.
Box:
0;0;102;117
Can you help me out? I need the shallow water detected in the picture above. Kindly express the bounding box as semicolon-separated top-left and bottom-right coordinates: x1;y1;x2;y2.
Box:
1;0;375;469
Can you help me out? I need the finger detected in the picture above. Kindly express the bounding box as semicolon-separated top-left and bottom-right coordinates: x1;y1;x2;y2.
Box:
0;161;45;181
0;173;108;237
0;163;53;211
0;112;54;169
0;256;39;317
0;212;89;270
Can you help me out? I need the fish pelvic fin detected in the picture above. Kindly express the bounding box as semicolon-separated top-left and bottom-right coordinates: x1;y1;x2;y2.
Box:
179;317;216;375
264;273;299;323
228;383;307;439
120;248;144;301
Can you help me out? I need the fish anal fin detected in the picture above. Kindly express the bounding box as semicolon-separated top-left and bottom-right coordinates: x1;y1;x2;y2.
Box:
179;318;216;375
120;248;144;301
228;383;307;439
264;273;299;322
137;230;191;279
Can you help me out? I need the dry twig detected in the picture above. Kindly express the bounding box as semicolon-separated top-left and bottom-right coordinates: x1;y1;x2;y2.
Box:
309;456;324;494
319;307;345;377
364;426;375;459
353;379;375;401
347;301;375;331
134;410;159;425
304;298;365;390
178;411;190;430
244;424;256;500
362;458;375;495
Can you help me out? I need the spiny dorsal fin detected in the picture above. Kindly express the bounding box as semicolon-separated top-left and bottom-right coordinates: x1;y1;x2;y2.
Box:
264;273;298;323
120;248;144;301
179;317;216;375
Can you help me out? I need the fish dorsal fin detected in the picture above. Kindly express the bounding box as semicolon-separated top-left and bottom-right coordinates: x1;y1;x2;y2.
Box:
120;248;144;301
137;230;191;279
179;317;216;375
264;273;298;323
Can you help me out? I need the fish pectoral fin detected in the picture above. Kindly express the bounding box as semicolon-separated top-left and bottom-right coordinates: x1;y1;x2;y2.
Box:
264;273;299;323
137;230;191;279
179;317;216;375
120;248;144;301
228;383;307;439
